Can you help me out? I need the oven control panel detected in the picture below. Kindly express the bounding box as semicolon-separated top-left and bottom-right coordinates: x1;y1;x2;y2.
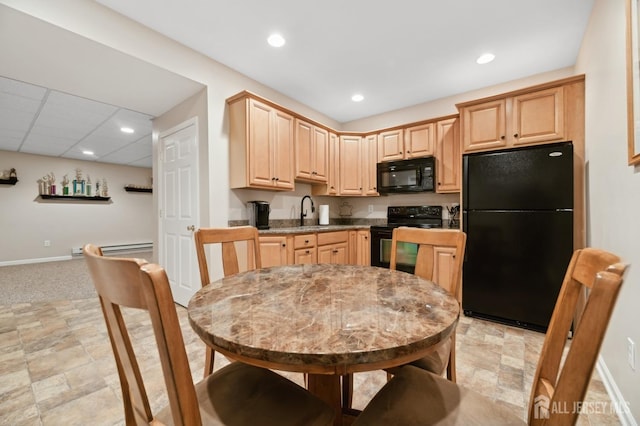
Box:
388;205;442;220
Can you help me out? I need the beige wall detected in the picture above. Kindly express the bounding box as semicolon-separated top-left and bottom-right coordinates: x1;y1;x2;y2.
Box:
575;0;639;420
0;150;153;264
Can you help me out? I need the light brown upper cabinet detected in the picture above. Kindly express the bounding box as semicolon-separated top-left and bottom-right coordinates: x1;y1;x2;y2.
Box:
459;86;565;153
313;132;340;196
339;135;363;196
378;129;404;162
295;119;329;183
378;123;434;162
337;134;378;196
363;134;379;196
435;117;460;193
404;122;435;159
228;95;295;190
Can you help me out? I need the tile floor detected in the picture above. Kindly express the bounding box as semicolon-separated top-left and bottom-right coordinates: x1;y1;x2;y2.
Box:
0;296;621;425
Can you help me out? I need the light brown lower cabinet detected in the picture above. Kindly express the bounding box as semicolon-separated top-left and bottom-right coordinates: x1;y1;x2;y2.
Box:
258;229;369;267
258;235;291;267
293;233;317;264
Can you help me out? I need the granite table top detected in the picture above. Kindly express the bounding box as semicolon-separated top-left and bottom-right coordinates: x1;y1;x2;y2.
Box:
188;263;460;375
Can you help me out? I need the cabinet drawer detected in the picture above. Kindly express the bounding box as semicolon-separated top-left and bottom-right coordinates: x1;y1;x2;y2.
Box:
317;231;349;246
293;234;317;249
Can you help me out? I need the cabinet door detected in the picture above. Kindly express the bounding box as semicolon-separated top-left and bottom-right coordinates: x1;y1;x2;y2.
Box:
294;248;317;264
339;135;363;195
404;122;434;158
461;99;507;153
436;117;460;193
248;99;276;187
259;236;290;267
295;119;313;180
512;86;564;146
378;129;404;162
273;110;295;189
328;132;340;194
332;242;349;264
363;135;379;196
318;243;348;264
313;126;329;182
317;244;334;263
356;230;370;266
433;246;458;299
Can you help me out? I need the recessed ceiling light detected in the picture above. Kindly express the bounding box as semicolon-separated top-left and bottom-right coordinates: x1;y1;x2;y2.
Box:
476;53;495;65
267;34;286;47
120;127;134;134
82;150;94;156
351;94;364;102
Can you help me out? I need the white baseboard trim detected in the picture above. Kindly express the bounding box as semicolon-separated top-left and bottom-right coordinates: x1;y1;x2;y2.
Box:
0;255;73;267
597;356;637;426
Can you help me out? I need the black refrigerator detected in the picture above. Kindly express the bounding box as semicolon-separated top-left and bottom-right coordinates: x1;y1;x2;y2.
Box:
462;142;574;332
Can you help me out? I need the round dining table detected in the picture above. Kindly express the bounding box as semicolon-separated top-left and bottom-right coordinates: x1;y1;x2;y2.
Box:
187;263;460;425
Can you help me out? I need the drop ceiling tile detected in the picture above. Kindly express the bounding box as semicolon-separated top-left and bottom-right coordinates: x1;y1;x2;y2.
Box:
100;135;152;163
0;76;46;100
127;156;152;168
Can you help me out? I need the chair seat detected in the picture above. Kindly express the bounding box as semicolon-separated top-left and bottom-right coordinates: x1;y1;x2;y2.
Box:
156;362;334;426
353;365;525;426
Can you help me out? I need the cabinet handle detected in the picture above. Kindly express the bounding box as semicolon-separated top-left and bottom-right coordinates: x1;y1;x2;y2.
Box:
187;225;195;231
513;133;519;138
407;150;411;153
500;135;505;140
275;177;280;181
282;243;286;247
332;249;338;253
364;236;368;240
399;151;403;154
306;250;310;254
305;239;309;243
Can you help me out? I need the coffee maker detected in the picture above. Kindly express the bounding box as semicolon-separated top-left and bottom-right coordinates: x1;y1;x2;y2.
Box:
247;201;270;230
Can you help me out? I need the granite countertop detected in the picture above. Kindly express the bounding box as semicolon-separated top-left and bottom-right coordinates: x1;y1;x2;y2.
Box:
258;224;371;234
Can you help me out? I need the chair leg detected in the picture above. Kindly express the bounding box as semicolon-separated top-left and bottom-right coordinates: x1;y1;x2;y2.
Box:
204;347;215;377
446;334;456;383
342;373;353;409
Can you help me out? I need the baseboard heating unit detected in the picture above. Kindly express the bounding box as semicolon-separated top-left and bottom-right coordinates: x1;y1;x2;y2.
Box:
71;242;153;256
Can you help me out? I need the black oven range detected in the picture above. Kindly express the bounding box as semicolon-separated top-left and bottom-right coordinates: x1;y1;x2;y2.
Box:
370;205;443;273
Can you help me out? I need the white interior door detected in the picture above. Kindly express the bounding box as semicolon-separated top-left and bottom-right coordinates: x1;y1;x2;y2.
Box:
159;118;199;306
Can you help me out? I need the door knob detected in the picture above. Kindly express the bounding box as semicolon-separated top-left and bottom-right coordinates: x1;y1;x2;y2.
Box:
187;225;195;231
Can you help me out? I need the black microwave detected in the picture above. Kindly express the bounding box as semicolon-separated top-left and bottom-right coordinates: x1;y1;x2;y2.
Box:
376;157;435;194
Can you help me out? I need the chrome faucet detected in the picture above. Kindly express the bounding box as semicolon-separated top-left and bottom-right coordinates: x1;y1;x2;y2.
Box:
300;195;315;226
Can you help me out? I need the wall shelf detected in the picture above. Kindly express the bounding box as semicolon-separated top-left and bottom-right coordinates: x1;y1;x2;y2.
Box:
39;194;111;201
0;177;18;185
124;186;152;193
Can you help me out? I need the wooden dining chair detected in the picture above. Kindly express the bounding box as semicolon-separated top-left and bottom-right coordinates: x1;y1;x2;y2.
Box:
388;227;467;381
194;226;261;375
343;227;467;409
83;243;334;426
352;248;627;426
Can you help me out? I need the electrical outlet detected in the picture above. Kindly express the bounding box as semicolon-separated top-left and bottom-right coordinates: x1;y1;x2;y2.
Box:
368;205;374;214
44;240;51;247
628;338;636;371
